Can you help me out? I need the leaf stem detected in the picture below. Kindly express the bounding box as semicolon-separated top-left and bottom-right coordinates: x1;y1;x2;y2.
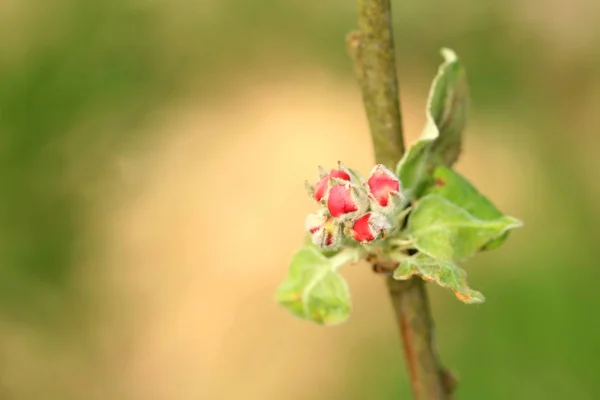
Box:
348;1;454;398
331;248;363;271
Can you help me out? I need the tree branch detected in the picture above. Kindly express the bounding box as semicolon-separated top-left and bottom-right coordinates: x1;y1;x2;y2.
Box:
347;1;453;398
347;3;404;168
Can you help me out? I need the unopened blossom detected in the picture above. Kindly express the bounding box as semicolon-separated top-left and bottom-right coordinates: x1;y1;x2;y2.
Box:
313;168;351;202
305;211;342;250
327;182;368;220
349;212;391;243
367;164;402;208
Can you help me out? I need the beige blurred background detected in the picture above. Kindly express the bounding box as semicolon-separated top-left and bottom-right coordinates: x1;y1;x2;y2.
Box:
0;0;599;399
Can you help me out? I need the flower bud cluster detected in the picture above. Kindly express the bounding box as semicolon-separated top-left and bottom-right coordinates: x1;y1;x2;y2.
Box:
304;162;404;251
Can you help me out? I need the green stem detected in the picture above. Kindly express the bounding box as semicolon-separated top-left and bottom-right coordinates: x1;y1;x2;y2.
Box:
332;248;363;272
347;0;405;168
348;1;454;398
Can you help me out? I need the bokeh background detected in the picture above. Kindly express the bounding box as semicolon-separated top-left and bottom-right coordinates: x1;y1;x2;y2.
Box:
1;0;599;399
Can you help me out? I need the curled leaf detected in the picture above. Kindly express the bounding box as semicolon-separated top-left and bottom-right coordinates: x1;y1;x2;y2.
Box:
396;48;469;199
393;253;484;304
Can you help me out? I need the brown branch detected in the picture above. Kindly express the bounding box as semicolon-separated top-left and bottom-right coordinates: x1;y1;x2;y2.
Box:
348;1;454;398
387;278;454;399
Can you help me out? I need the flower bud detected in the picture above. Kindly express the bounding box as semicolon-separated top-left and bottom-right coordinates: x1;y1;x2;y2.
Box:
327;182;369;220
305;211;342;250
367;164;403;210
349;212;391;243
305;211;327;233
310;165;352;202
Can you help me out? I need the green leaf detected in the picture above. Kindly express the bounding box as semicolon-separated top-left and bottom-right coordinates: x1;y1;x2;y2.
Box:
407;194;522;261
423;165;520;250
275;246;355;326
396;48;469;199
393;253;484;304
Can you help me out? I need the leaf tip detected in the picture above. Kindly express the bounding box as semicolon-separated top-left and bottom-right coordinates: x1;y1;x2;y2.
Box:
440;48;458;63
455;290;485;304
507;216;524;229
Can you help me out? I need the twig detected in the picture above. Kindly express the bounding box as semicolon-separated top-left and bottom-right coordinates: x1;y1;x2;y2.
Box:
347;1;453;398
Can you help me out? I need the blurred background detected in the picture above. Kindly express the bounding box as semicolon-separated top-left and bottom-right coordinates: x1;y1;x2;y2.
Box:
1;0;599;399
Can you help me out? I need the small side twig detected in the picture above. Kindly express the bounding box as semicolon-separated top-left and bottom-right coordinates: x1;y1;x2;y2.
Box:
348;0;454;398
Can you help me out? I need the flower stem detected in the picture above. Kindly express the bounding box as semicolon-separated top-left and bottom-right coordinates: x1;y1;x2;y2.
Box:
332;248;363;272
347;1;454;398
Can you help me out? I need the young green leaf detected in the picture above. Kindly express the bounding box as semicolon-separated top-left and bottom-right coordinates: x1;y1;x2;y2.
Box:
275;246;356;326
423;165;518;250
396;48;468;199
393;253;484;304
407;195;522;261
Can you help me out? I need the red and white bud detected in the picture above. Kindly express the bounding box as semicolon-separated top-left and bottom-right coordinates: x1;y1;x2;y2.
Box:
308;164;352;203
349;212;391;243
366;164;403;211
305;211;342;250
305;211;328;233
335;161;359;182
327;181;369;220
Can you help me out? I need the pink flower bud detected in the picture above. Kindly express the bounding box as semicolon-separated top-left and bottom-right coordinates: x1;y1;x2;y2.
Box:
327;182;368;219
350;212;391;243
367;164;401;207
305;211;342;250
313;168;351;202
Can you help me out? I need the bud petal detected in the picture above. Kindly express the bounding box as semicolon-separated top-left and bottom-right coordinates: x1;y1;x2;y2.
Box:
350;214;374;242
310;165;352;202
327;182;369;220
330;169;351;181
367;164;402;208
327;185;356;217
305;212;343;250
313;176;330;202
332;161;352;181
349;212;391;243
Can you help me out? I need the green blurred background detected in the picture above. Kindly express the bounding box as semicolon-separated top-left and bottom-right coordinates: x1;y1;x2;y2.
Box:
1;0;599;399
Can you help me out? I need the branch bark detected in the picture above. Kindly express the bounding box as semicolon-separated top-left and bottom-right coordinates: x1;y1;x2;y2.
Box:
347;1;454;398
